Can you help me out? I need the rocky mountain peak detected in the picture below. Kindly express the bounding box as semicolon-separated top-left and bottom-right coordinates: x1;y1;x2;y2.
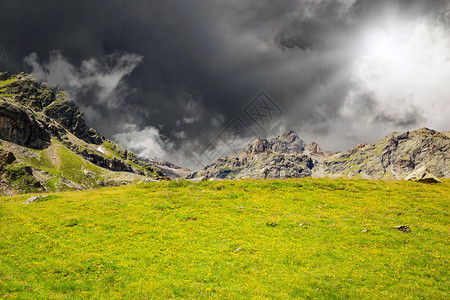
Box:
269;130;305;154
280;129;297;141
243;137;270;155
408;127;440;138
240;130;305;156
188;129;313;180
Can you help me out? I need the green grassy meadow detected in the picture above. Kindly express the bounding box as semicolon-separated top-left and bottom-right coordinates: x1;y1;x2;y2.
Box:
0;178;449;299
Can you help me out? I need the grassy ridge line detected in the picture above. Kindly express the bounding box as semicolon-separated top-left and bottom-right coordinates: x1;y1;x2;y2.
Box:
0;178;448;299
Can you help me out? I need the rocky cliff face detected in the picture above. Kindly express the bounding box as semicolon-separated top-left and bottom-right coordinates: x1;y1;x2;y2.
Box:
0;72;169;196
0;100;51;149
188;128;450;180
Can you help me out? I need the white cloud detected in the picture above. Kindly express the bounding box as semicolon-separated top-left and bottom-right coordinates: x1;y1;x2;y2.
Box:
353;19;450;129
181;116;199;124
173;131;187;139
23;50;143;109
313;17;450;151
113;125;171;159
79;53;143;106
22;53;45;76
0;45;11;67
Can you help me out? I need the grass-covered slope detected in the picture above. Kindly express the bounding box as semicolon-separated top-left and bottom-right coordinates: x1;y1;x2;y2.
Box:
0;178;448;299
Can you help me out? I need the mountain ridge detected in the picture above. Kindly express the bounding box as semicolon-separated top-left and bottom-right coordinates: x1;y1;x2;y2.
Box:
188;127;449;180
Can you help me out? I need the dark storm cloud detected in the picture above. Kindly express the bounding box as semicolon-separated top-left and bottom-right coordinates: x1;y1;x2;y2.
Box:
0;0;448;169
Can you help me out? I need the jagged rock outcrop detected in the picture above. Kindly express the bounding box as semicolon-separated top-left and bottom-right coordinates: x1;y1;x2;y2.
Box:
188;130;311;179
243;138;270;155
0;149;16;166
236;154;313;179
77;149;133;173
0;71;11;80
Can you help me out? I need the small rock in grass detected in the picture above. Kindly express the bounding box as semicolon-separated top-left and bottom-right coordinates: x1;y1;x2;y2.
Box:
23;195;44;204
395;225;411;233
362;229;368;233
238;207;245;209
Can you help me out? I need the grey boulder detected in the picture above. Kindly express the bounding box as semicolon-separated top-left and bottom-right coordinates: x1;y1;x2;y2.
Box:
404;166;442;183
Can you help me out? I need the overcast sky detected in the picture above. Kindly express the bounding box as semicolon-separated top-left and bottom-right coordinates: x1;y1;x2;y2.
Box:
1;0;449;169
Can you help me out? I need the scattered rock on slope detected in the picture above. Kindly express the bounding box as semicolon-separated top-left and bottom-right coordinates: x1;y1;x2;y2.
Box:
395;225;411;233
23;195;44;204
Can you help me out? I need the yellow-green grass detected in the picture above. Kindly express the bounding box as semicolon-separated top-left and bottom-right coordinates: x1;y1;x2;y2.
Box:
0;78;18;88
0;178;448;299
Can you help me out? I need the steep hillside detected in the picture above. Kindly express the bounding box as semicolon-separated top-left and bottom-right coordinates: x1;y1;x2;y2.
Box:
188;128;449;180
0;71;168;195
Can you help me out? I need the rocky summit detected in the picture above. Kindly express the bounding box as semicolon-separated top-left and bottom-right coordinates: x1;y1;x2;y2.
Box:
188;128;449;180
0;72;172;196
